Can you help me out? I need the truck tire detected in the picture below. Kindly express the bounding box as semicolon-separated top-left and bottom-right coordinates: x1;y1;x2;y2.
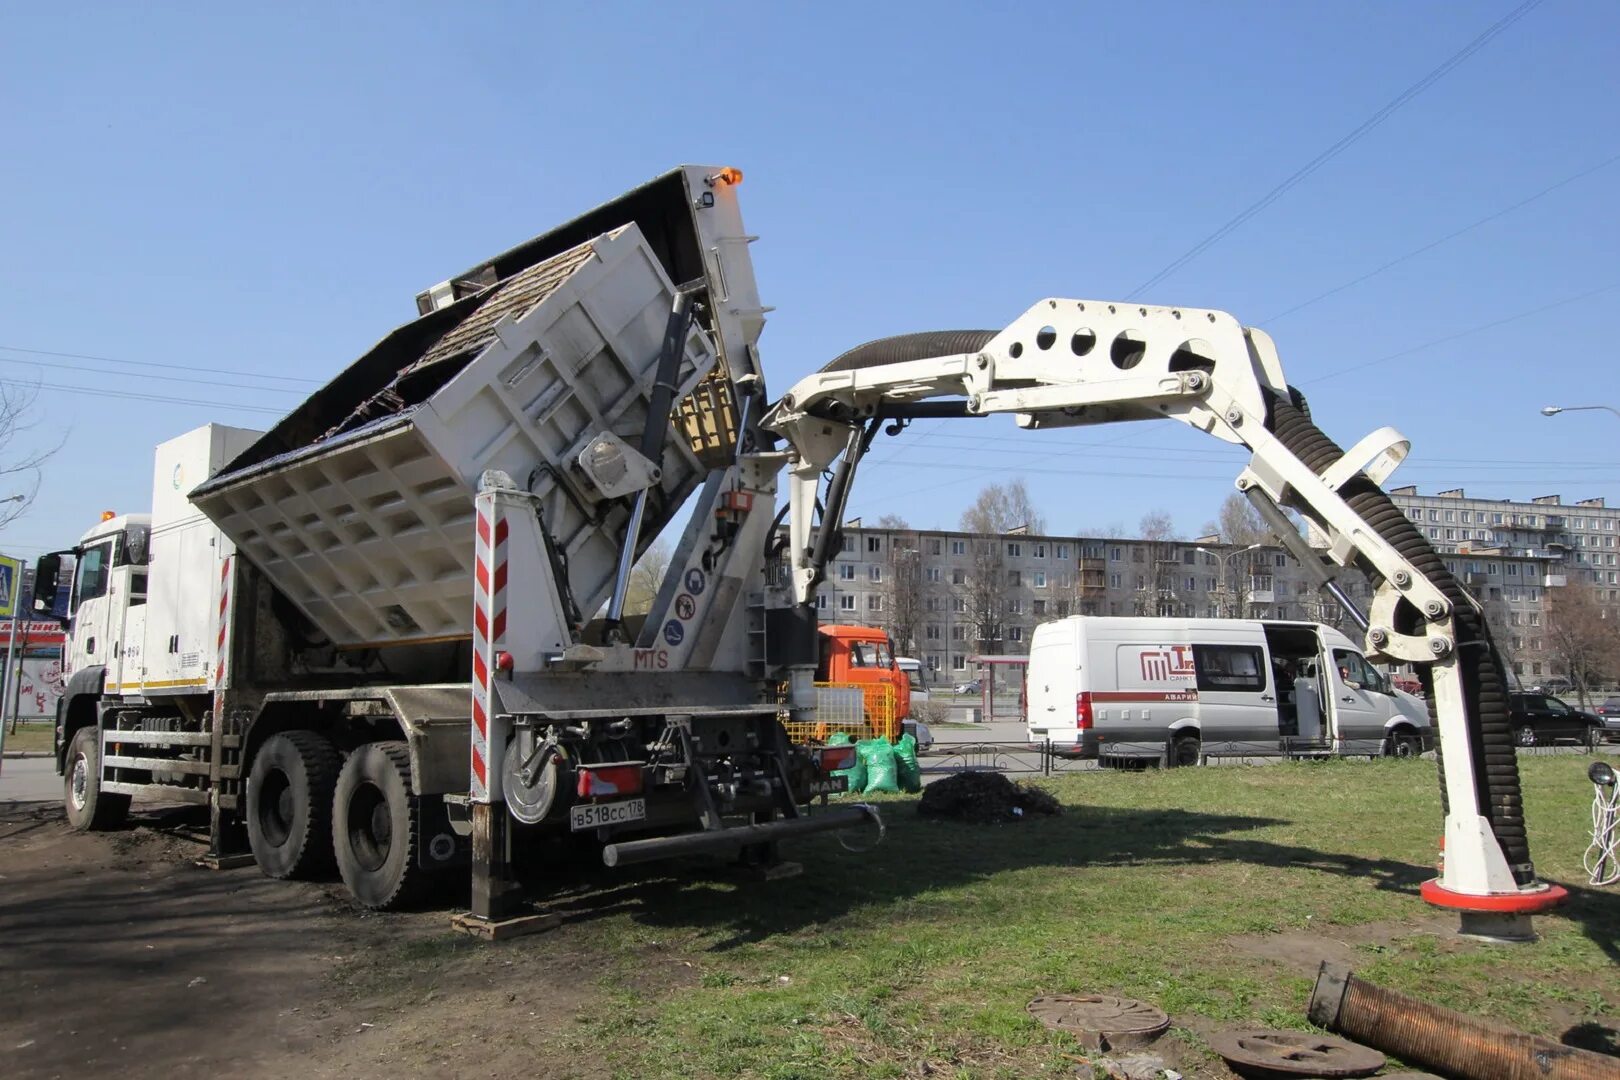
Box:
246;731;341;879
1167;733;1201;769
333;741;425;910
1384;728;1422;759
64;726;130;831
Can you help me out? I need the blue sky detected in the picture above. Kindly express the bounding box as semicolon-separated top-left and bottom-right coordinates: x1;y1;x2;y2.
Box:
2;2;1616;562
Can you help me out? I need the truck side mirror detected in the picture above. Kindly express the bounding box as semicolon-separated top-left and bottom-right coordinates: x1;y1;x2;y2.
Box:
30;553;65;624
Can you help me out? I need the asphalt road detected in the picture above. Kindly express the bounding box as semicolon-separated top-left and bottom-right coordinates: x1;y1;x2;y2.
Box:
931;720;1029;745
0;756;58;803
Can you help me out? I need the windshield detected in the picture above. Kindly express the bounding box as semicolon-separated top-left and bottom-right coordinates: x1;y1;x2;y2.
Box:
848;640;894;668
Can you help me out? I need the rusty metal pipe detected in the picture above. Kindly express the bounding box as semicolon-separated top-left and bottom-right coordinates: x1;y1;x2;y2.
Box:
1309;962;1614;1079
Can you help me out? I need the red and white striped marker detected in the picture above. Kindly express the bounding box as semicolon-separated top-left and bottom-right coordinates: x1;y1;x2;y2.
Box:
213;555;232;686
470;504;509;803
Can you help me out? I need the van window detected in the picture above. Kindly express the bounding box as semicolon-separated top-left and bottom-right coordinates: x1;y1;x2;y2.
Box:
1332;649;1385;692
848;640;894;668
1191;644;1266;692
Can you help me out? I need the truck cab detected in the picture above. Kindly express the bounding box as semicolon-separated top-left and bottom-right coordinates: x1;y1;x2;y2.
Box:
816;624;910;731
45;514;150;731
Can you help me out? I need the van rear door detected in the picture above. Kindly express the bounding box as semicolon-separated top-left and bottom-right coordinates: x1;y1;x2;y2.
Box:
1027;624;1078;744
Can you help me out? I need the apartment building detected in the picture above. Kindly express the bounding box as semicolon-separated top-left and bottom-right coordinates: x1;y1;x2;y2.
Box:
812;484;1611;684
815;523;1371;677
1386;486;1616;682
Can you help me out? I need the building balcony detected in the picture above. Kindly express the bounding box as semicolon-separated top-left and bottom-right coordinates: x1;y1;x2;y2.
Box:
1544;574;1567;588
1246;590;1275;604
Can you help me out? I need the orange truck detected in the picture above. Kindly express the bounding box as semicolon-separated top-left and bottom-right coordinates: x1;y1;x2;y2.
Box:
815;624;910;736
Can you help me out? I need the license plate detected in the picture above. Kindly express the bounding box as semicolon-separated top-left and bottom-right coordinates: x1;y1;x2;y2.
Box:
569;798;646;831
806;777;848;797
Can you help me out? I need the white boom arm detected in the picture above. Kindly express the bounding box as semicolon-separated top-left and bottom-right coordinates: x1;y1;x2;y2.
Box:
765;297;1565;938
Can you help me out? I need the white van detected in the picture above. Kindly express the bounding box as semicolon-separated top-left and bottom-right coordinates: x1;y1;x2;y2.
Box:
1026;617;1431;765
895;657;929;716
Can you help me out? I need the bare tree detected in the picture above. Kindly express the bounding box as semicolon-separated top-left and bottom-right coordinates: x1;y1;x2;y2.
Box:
964;479;1046;536
1214;492;1267;548
0;384;61;531
1135;510;1181;616
875;512;909;529
1543;583;1620;708
882;538;924;656
624;538;673;616
959;489;1013;654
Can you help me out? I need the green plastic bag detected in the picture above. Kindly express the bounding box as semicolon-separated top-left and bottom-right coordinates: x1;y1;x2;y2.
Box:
857;737;900;795
827;732;866;796
893;733;922;793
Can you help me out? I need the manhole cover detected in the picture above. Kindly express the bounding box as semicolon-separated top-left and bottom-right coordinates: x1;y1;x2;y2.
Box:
1206;1029;1384;1078
1026;994;1170;1050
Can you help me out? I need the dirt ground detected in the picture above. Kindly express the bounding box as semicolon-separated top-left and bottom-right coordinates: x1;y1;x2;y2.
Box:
0;800;626;1080
3;780;1614;1080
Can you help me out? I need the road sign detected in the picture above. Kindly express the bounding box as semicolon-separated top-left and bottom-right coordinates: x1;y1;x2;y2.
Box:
0;555;19;618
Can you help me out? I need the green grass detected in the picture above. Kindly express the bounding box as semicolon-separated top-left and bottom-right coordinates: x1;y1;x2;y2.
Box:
2;722;52;753
354;756;1620;1077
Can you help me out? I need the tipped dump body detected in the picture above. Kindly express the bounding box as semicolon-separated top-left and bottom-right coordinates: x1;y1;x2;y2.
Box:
191;223;717;648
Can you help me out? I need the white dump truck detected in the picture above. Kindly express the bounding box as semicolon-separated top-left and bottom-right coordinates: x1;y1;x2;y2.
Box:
38;164;1565;938
41;167;869;917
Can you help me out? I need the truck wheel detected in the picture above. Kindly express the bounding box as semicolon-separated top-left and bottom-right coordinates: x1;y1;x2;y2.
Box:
1167;733;1201;768
1514;725;1537;748
333;741;425;910
64;726;130;831
1385;729;1422;758
246;731;341;879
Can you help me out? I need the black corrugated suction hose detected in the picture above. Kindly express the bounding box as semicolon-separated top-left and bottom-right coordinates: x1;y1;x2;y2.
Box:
1266;388;1532;883
819;330;998;373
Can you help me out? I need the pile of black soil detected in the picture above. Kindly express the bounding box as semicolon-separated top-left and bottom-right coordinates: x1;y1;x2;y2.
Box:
918;770;1063;824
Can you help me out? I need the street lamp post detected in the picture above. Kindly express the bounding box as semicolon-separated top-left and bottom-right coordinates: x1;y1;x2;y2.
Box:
1541;404;1620;421
1195;543;1266;618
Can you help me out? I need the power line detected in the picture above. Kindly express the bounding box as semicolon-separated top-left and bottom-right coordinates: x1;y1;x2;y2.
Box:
1125;0;1545;299
0;354;305;395
866;427;1618;469
0;378;287;415
860;453;1620;487
1307;280;1620;384
0;343;321;386
1260;150;1620;324
870;436;1620;476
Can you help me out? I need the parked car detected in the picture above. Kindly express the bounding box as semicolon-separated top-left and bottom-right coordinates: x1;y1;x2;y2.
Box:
901;719;935;751
1591;697;1620;743
1507;692;1605;747
952;680;982;696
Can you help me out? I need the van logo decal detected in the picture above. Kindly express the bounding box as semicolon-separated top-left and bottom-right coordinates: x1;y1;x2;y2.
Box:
1139;645;1196;682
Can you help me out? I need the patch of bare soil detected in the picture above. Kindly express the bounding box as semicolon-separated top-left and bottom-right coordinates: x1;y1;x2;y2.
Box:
1223;916;1462;977
0;801;638;1080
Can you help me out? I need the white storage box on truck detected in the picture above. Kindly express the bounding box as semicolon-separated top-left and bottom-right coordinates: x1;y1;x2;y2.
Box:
1025;616;1432;765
